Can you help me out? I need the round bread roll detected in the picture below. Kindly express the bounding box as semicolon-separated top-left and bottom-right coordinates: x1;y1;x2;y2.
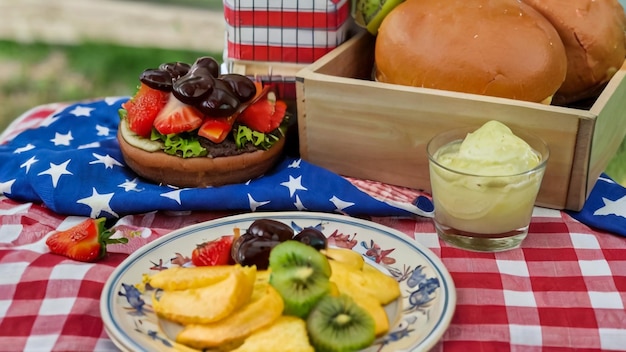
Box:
117;129;286;188
374;0;568;103
521;0;626;105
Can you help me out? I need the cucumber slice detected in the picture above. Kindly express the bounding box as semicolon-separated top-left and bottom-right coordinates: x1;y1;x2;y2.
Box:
119;119;163;152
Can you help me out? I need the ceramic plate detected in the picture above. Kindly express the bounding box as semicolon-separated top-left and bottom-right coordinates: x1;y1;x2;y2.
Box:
100;211;456;352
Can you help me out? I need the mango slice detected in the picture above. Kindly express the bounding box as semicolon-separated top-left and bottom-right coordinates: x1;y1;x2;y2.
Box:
329;260;400;305
255;269;271;286
321;247;365;270
361;263;401;304
152;265;256;325
176;284;284;349
230;316;314;352
148;265;240;291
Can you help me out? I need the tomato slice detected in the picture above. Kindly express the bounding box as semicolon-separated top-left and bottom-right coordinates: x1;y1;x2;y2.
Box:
198;117;236;143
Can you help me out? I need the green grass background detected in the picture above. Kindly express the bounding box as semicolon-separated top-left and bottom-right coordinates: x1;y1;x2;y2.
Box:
0;40;217;132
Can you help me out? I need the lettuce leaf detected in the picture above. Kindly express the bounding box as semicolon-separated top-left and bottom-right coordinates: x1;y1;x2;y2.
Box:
150;130;207;158
234;113;290;150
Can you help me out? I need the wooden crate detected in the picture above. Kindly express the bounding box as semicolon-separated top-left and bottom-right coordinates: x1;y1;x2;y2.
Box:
226;59;306;102
295;32;626;211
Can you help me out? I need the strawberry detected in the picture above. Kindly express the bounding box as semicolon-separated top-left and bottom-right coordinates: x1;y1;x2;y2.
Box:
122;83;169;137
191;235;234;266
45;218;128;262
153;95;204;135
238;92;288;133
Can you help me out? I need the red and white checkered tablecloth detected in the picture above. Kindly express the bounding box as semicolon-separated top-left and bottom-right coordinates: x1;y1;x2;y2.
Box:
1;104;626;351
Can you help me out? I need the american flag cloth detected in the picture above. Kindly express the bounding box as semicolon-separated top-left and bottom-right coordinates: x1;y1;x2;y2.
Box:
222;0;352;63
568;173;626;237
0;98;434;220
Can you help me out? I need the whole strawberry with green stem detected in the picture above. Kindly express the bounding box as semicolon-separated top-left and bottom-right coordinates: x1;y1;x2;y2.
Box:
46;218;128;262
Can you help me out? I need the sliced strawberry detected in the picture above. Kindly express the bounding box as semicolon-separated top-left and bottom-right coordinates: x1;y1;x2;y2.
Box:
122;83;169;137
238;92;288;133
191;235;234;267
153;95;204;135
45;218;128;262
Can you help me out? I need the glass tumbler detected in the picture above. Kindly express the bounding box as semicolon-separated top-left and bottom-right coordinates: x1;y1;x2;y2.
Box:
427;127;549;252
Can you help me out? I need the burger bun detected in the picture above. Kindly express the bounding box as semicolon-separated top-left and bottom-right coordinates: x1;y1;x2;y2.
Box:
521;0;626;105
374;0;568;103
117;125;285;188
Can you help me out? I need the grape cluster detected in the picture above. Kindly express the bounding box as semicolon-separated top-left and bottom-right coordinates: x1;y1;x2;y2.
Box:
231;219;328;270
139;56;257;117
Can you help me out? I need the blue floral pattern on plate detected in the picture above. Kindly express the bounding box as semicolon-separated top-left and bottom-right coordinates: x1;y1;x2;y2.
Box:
101;212;456;351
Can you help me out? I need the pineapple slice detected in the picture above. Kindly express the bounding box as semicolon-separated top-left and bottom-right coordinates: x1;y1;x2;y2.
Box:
360;262;401;304
176;284;284;349
345;289;390;336
255;269;271;286
330;260;400;305
329;262;390;336
152;265;256;325
230;316;314;352
148;265;240;291
322;247;365;270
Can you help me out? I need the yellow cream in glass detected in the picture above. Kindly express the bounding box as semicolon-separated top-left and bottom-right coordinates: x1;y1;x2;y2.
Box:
428;121;548;250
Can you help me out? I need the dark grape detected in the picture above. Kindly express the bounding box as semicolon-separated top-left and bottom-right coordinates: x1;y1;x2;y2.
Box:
293;228;328;250
245;219;294;242
230;233;252;263
221;74;258;103
148;56;260;119
158;62;191;81
196;79;240;117
139;69;174;91
172;67;216;104
192;56;220;78
231;235;280;270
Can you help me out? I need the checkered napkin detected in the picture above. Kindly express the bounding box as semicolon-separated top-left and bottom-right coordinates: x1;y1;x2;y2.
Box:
0;98;433;219
0;248;127;352
411;207;626;352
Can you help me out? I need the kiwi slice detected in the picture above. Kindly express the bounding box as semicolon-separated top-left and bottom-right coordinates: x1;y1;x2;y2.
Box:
307;294;376;352
268;240;332;318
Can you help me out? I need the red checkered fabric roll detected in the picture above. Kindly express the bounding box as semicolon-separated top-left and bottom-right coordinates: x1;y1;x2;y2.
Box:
223;0;352;63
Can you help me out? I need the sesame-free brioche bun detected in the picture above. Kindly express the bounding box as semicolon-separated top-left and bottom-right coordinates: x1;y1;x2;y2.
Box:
521;0;626;105
374;0;568;103
117;129;285;188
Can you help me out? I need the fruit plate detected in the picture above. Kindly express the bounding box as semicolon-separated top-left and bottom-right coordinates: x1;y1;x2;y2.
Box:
100;211;456;352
